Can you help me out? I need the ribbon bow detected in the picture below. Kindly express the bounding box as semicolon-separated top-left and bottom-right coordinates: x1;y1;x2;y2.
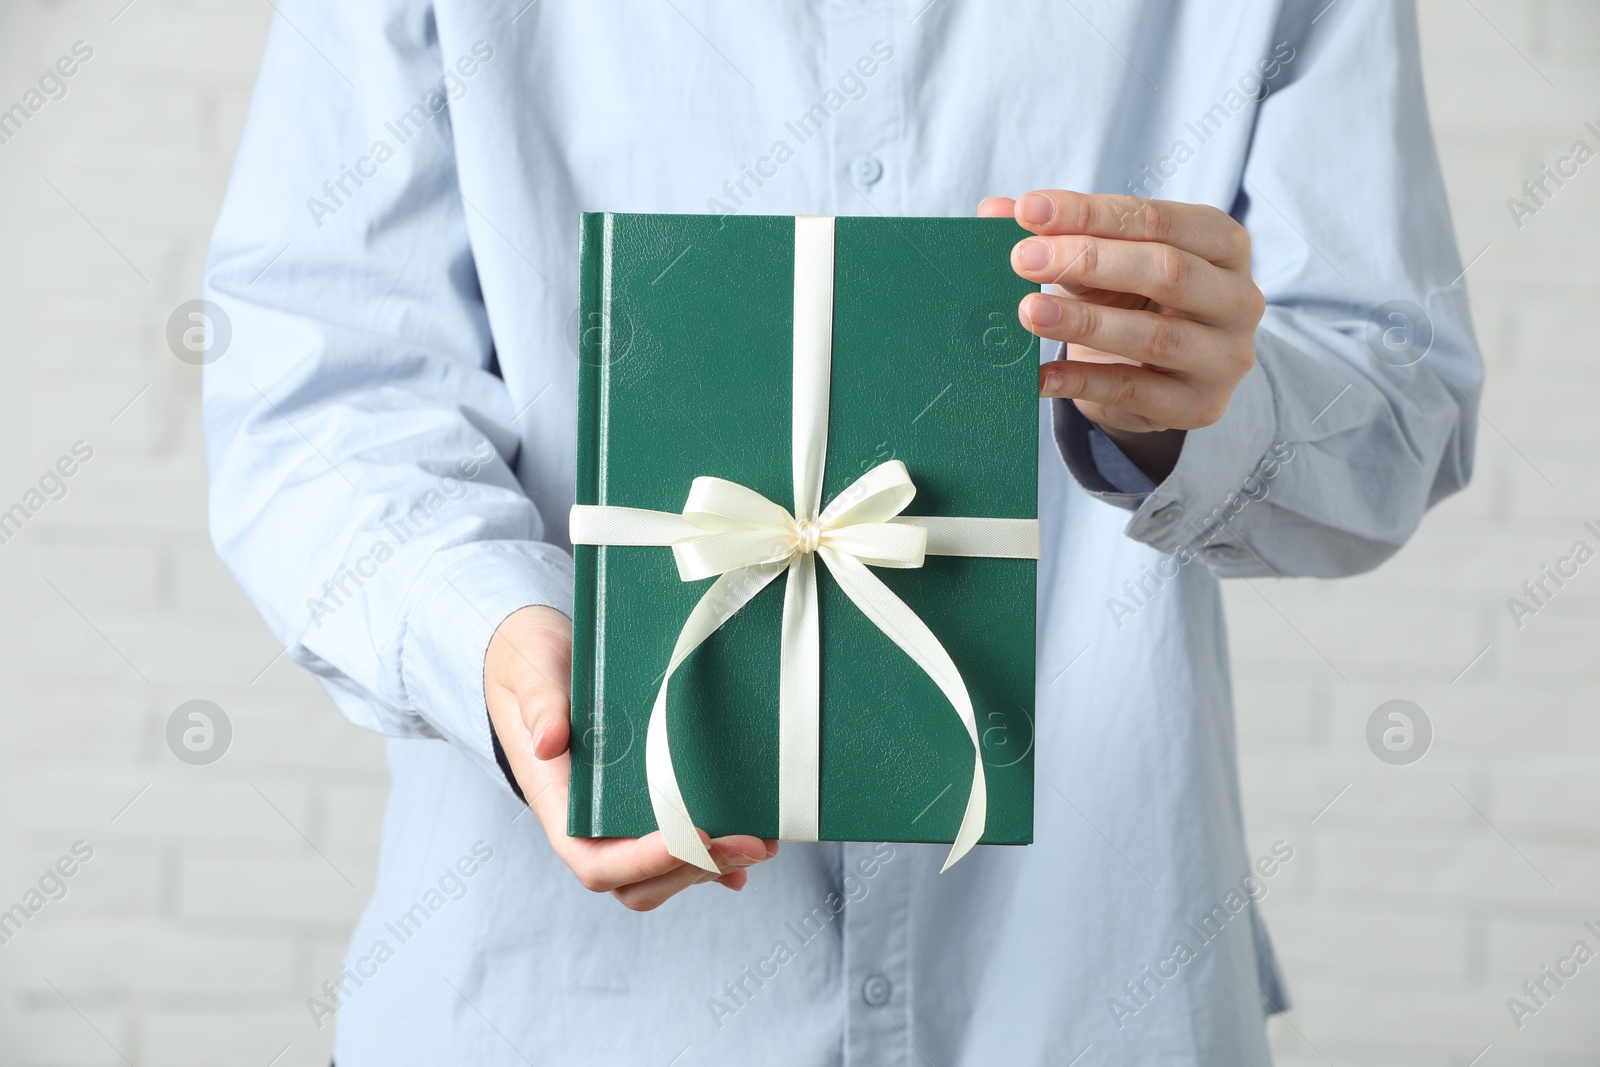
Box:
671;460;928;581
570;215;1039;873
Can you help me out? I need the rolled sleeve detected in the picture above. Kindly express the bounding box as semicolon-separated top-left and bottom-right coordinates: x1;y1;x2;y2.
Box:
1053;361;1280;573
1124;360;1279;571
1050;0;1482;581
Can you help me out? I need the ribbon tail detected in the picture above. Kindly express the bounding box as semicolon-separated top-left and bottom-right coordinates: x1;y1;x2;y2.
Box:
777;553;821;841
817;547;988;872
646;560;790;872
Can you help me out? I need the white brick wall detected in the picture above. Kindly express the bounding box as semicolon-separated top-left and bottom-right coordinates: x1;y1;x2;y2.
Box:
0;1;1595;1064
1248;4;1600;1063
0;6;376;1064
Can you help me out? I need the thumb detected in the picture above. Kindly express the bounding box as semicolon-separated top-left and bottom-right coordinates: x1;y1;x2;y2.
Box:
523;681;571;761
486;605;574;761
978;196;1016;218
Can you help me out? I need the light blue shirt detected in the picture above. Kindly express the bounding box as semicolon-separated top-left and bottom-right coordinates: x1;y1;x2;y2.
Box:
202;2;1481;1064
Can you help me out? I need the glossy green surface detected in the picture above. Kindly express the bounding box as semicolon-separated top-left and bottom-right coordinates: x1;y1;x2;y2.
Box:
570;212;1038;844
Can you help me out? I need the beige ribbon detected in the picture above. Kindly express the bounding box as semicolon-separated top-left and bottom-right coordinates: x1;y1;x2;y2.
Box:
569;215;1039;873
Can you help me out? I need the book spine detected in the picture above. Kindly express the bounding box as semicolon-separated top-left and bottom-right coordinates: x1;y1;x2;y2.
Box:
566;211;608;838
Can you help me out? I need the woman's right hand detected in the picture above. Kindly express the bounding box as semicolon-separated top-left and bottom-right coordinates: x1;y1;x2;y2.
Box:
484;605;778;911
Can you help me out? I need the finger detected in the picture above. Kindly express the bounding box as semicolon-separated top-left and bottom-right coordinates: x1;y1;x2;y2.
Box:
556;829;770;895
512;747;745;894
977;196;1015;218
1013;190;1250;268
549;829;688;893
612;839;770;911
1038;358;1204;428
611;864;726;911
1020;293;1208;372
1012;236;1243;324
702;833;775;870
611;854;758;911
1043;282;1155;310
679;842;765;892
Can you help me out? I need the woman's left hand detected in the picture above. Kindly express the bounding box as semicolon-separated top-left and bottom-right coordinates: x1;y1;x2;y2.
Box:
981;190;1266;482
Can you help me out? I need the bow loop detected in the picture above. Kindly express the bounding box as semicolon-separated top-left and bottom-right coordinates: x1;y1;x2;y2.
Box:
668;461;930;582
820;522;926;569
672;529;797;582
683;476;794;531
817;460;917;529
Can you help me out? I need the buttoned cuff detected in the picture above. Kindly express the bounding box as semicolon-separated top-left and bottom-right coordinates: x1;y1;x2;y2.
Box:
398;539;574;793
1087;420;1158;496
1049;399;1152;505
1052;360;1280;573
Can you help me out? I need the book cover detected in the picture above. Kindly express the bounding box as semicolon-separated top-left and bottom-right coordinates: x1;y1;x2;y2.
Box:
569;211;1038;846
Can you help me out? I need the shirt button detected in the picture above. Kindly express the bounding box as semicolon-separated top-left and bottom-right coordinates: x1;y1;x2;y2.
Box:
850;155;884;185
1203;543;1244;563
1150;502;1183;528
861;973;892;1006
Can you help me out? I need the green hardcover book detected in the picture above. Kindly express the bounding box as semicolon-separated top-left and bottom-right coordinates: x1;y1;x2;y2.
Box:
568;211;1038;851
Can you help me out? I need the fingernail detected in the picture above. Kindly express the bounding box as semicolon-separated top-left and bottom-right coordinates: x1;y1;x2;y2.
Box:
1015;238;1051;272
1025;294;1060;327
1018;193;1053;226
531;715;549;751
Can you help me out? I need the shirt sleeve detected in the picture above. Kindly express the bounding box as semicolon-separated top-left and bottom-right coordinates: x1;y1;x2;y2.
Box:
1053;397;1159;499
201;1;568;793
1054;0;1483;579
